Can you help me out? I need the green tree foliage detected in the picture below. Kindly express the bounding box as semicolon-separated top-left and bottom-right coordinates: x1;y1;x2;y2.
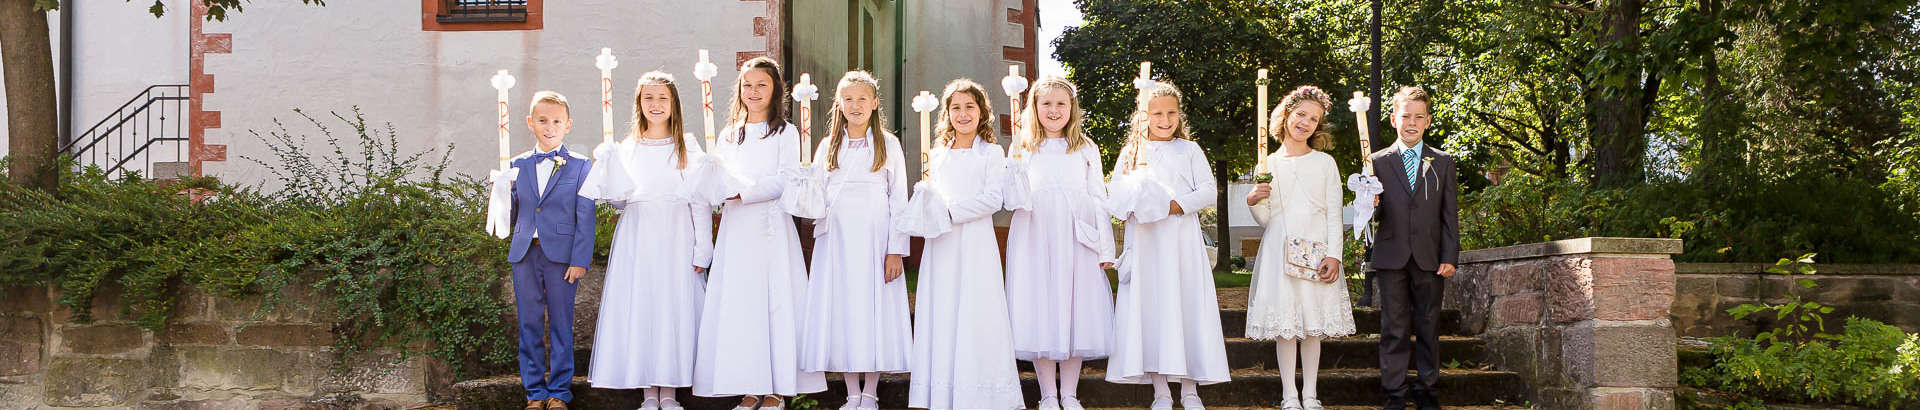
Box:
1054;0;1920;261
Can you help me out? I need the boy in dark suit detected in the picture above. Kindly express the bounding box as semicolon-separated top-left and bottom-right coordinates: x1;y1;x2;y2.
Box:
508;91;596;410
1367;87;1458;410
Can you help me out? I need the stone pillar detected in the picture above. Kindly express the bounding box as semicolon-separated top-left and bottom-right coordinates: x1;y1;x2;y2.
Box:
1445;237;1681;410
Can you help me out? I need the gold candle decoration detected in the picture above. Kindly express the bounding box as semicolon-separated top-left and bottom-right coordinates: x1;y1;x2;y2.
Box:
1349;91;1374;176
1256;68;1270;175
911;91;940;180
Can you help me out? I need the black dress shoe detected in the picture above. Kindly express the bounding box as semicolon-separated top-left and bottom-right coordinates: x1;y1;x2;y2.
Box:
1382;397;1406;410
1412;390;1441;410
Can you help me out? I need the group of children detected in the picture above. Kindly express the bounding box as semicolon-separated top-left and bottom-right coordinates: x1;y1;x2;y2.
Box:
501;56;1453;410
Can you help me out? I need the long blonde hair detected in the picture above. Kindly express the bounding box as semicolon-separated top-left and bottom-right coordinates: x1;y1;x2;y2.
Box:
632;71;690;168
1120;82;1191;171
1017;76;1093;155
824;71;890;172
935;79;997;146
1270;85;1334;151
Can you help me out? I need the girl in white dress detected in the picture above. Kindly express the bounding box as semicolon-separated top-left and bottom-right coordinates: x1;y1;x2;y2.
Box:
1004;76;1115;410
693;57;827;410
1244;86;1354;410
904;79;1025;410
796;71;912;410
580;72;713;410
1105;81;1230;410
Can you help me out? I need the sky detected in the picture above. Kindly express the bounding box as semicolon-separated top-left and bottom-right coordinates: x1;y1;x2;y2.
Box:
1036;0;1084;78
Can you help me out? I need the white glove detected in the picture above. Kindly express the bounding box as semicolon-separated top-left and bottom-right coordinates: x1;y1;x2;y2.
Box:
485;168;517;239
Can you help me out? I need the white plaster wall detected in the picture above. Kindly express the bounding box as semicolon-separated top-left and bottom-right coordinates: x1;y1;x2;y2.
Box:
1;2;186;161
198;1;771;186
897;0;1026;171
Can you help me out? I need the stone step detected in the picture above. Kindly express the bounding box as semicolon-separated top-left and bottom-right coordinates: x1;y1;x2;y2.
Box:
453;367;1526;409
557;335;1485;378
1219;308;1467;338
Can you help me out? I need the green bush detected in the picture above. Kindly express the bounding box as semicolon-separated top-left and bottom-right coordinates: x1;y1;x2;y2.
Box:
1461;173;1920;263
0;108;519;374
1684;317;1920;408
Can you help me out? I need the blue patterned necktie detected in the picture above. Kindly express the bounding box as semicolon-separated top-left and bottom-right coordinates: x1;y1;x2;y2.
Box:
1403;147;1419;190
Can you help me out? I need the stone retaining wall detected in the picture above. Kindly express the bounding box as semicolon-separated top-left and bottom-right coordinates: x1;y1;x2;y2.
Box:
0;281;432;409
1445;237;1682;410
1670;263;1920;337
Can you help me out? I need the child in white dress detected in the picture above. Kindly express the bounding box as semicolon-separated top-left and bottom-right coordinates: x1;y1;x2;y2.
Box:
579;72;714;410
1245;85;1355;410
1004;76;1115;410
692;57;827;410
796;71;912;410
1105;81;1230;410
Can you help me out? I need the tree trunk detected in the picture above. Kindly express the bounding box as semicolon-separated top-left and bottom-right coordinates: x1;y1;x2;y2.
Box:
1589;0;1647;187
1;0;58;191
1214;158;1232;273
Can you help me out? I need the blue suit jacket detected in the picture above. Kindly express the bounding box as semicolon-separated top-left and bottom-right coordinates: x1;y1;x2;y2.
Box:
507;147;597;268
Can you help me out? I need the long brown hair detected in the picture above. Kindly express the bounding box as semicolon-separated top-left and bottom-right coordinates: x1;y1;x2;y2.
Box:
1017;76;1092;155
1120;81;1191;172
935;79;996;147
633;71;690;168
725;56;789;143
824;71;890;172
1269;85;1334;151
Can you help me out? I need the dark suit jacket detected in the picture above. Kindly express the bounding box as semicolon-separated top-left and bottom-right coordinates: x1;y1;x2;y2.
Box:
1368;144;1460;271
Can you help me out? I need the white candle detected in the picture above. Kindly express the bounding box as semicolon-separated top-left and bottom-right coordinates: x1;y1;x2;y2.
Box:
693;49;718;150
596;48;618;146
1139;61;1152;81
491;69;516;171
911;91;939;179
1002;64;1027;158
1350;91;1374;176
1256;69;1269;173
795;73;815;166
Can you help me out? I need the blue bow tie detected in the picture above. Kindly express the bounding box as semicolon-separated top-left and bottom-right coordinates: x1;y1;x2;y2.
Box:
530;148;565;162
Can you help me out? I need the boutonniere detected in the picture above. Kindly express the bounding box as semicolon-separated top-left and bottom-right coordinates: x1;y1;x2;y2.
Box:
553;156;568;168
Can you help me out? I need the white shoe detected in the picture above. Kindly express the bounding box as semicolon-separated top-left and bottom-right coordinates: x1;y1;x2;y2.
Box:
639;397;660;410
760;396;785;410
1036;395;1061;410
1280;396;1302;410
1302;398;1325;410
1149;394;1175;410
841;395;862;410
1060;395;1085;410
859;393;880;410
1180;393;1205;410
659;398;685;410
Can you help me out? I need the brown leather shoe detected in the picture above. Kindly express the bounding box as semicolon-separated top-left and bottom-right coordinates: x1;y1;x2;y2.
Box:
544;398;569;410
524;399;545;410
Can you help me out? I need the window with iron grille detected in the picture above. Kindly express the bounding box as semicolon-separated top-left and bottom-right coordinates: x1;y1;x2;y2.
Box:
437;0;528;23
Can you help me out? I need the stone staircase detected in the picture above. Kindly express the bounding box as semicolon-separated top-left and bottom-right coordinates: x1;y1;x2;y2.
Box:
452;290;1527;409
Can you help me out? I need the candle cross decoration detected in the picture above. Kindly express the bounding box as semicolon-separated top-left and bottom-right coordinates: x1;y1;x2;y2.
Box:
1001;65;1029;158
491;69;517;171
911;91;940;180
1255;68;1271;177
693;50;720;150
792;73;819;166
596;48;618;147
1349;91;1374;176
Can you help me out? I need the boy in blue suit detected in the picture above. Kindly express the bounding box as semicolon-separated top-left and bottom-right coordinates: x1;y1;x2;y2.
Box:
508;91;596;410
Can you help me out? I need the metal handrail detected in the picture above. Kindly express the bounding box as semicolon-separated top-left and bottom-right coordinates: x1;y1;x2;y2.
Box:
60;84;191;179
